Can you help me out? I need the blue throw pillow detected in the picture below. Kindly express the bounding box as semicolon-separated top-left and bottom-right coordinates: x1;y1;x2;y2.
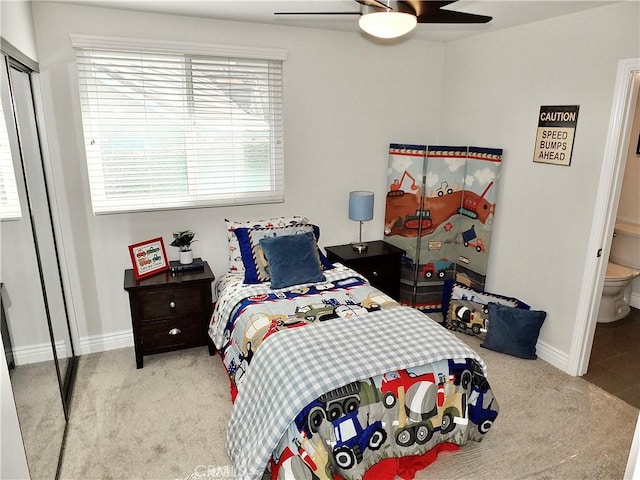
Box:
235;224;333;284
480;303;546;359
260;232;326;289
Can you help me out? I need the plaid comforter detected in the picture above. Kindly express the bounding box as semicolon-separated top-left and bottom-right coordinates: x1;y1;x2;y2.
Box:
209;265;499;480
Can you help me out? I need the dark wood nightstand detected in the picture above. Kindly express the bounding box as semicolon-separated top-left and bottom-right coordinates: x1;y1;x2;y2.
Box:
325;241;405;300
124;260;215;368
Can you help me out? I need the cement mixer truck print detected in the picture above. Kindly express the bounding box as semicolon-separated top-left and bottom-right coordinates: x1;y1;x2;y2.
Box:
379;360;476;447
287;360;498;472
449;300;489;336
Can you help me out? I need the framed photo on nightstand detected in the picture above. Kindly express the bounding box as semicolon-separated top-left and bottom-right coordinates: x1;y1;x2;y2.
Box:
128;237;169;280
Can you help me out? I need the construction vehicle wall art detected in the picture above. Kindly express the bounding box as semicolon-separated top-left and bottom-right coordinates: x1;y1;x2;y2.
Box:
383;143;502;311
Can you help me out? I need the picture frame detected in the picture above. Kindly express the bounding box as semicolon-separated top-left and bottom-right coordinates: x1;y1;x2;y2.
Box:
533;105;579;166
128;237;169;280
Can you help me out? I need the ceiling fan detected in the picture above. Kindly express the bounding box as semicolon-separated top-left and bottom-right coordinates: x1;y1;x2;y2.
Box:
275;1;492;39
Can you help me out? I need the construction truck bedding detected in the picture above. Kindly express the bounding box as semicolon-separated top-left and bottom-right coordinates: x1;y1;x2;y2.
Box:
209;264;499;480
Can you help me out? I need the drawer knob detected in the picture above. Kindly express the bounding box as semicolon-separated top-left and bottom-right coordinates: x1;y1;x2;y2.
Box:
168;328;181;336
169;301;176;308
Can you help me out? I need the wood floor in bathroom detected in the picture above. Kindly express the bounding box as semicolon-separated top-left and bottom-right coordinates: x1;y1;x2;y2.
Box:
583;306;640;409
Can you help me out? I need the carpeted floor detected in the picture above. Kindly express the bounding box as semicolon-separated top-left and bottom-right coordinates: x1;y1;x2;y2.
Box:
11;361;67;480
58;332;639;480
59;347;233;480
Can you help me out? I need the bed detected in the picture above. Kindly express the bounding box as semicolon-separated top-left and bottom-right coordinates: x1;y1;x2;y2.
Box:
209;216;499;480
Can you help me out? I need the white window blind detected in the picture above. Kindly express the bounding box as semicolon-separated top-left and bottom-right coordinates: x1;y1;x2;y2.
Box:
72;37;285;214
0;100;22;221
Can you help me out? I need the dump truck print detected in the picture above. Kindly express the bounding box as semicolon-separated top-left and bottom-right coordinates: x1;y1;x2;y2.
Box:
461;225;486;252
295;382;362;438
421;260;453;279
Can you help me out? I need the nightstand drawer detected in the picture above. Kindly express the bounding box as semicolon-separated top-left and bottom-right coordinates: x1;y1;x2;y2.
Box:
139;316;204;352
360;261;400;296
325;241;405;300
349;257;397;282
138;287;202;321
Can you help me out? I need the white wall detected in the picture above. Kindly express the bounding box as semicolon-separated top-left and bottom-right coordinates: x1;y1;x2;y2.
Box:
31;2;445;350
0;0;38;61
0;1;36;477
29;2;640;370
440;2;640;367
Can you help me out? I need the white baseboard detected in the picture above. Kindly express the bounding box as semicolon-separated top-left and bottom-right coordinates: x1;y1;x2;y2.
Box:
11;340;68;366
11;342;56;365
12;330;134;363
10;331;133;364
78;329;133;355
536;339;570;373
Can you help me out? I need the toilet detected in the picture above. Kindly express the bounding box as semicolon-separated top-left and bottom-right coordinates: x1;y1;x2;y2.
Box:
598;222;640;323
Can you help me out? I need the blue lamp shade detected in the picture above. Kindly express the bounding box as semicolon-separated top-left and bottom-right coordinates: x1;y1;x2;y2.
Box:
349;191;374;222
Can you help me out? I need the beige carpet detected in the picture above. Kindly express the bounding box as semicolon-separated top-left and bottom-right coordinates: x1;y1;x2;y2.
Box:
11;361;67;480
59;333;639;480
59;347;233;480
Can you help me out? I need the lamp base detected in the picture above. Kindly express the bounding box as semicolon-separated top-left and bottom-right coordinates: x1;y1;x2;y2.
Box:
351;242;368;253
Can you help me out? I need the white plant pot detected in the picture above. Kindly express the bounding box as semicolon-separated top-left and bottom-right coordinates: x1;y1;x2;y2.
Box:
179;250;193;265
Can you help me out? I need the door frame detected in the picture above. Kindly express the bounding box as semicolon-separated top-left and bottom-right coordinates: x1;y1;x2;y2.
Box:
568;57;640;376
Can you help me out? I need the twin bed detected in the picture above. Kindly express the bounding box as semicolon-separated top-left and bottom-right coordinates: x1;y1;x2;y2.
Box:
208;216;499;480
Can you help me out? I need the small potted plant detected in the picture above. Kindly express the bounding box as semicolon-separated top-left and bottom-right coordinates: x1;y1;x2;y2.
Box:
170;230;196;264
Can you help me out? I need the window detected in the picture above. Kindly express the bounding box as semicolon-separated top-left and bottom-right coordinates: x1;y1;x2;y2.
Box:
72;36;286;214
0;99;22;221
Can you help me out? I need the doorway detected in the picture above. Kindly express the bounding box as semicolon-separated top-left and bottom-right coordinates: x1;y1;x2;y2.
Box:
569;58;640;377
583;71;640;408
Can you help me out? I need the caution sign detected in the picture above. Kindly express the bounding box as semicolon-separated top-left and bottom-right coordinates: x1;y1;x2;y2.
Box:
533;105;579;166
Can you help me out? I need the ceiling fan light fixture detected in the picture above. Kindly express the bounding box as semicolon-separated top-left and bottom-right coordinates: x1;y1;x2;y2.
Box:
358;11;417;39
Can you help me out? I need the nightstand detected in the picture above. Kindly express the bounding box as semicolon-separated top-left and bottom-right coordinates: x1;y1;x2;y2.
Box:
325;241;405;300
124;260;215;368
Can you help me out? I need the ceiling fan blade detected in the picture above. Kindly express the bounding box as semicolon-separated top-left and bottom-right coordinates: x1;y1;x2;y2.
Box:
275;0;491;25
417;8;492;24
399;1;458;17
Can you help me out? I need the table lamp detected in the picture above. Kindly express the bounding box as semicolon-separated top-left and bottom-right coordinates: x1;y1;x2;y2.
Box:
349;191;374;252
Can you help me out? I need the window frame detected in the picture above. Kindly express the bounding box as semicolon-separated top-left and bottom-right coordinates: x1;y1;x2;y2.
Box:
0;57;22;222
71;35;287;215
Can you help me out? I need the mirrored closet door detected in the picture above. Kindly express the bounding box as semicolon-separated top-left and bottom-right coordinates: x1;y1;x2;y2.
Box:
1;42;77;479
